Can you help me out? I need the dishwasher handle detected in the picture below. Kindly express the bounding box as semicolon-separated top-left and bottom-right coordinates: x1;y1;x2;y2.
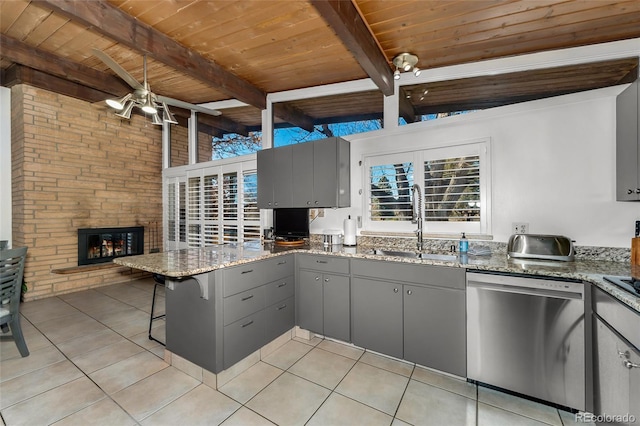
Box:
467;280;583;300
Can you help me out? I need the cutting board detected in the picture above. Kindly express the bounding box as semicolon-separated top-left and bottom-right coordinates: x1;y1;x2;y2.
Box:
632;237;640;280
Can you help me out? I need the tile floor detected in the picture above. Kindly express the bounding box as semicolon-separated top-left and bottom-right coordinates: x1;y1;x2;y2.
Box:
0;277;592;426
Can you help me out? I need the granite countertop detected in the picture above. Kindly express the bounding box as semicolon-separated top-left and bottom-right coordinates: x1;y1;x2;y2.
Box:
114;241;640;313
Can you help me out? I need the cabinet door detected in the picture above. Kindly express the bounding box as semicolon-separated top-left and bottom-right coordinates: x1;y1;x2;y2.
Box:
292;142;314;207
257;149;274;208
223;310;265;370
629;347;640;425
313;138;337;207
594;318;630;418
616;80;640;201
352;277;403;359
298;270;324;334
273;145;293;207
264;296;295;342
323;274;350;342
404;285;466;376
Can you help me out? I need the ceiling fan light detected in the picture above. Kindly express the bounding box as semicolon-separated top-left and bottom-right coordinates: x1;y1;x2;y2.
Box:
106;93;132;110
151;112;163;125
402;61;412;72
413;67;421;77
162;102;178;124
115;100;134;119
141;93;157;114
393;69;401;80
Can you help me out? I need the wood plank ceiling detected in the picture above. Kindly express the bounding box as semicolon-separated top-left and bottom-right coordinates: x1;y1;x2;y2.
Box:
1;0;640;134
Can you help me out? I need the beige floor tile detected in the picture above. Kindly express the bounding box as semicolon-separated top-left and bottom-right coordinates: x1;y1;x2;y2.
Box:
396;379;476;426
97;283;151;301
149;344;166;358
1;377;105;425
220;407;275;426
89;351;168;395
307;392;393;426
77;297;134;319
36;312;108;345
129;328;165;351
317;339;364;360
0;322;52;361
20;297;79;324
219;361;283;404
292;335;324;347
289;347;356;389
51;397;136;426
0;360;83;409
71;340;146;373
141;384;241;426
361;352;414;377
335;362;409;416
411;366;476;400
112;366;200;421
246;372;330;426
107;312;151;338
391;419;412;426
478;402;551;426
262;339;312;370
478;386;562;426
55;328;127;359
0;345;65;383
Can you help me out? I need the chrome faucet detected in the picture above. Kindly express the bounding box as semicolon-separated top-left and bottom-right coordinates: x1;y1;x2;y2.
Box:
411;184;423;251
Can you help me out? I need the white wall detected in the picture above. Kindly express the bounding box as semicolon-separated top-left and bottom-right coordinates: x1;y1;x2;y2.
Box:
311;86;640;248
0;86;11;247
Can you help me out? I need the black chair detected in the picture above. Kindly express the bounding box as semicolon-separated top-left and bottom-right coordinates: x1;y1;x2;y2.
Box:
148;273;166;346
0;247;29;357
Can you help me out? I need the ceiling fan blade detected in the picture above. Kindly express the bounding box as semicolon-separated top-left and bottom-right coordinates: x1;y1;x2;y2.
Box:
92;48;144;91
157;95;222;116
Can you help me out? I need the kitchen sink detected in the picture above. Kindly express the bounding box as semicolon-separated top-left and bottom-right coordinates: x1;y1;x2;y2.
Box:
373;249;457;262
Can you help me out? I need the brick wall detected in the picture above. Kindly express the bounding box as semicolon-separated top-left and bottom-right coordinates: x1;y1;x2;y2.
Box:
11;84;165;300
170;122;213;166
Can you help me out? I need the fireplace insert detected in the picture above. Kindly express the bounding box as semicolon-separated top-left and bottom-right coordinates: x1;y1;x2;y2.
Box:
78;226;144;266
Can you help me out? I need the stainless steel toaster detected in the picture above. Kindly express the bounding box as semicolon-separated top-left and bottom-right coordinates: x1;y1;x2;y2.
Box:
507;234;575;262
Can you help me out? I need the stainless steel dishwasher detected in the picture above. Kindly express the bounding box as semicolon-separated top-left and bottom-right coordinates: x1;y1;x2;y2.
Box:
467;271;586;411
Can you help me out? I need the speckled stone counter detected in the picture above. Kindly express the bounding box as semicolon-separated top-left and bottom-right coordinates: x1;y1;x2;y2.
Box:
114;241;640;312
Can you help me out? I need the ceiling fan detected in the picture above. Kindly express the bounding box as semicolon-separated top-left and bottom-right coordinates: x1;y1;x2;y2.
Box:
92;48;221;124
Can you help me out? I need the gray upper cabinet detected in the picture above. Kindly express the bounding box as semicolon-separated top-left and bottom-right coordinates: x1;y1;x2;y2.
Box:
616;79;640;201
257;137;350;208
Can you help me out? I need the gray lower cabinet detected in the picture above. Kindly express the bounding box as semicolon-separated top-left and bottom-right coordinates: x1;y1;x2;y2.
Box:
351;259;466;376
224;311;265;369
593;287;640;425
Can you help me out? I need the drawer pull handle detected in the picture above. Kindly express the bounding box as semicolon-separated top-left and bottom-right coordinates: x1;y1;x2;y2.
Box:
277;260;287;265
315;276;321;281
393;288;399;293
241;269;254;274
241;295;254;301
241;320;254;328
324;278;330;282
278;282;287;288
316;260;328;264
277;304;287;310
623;359;639;369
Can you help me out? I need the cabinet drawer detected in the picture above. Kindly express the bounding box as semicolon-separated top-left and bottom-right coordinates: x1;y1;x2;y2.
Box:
593;286;640;348
298;254;349;275
264;296;295;342
264;275;295;306
223;311;265;369
351;259;464;289
223;286;265;326
222;254;293;297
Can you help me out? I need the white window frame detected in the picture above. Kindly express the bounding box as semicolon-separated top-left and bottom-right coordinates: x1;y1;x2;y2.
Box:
363;138;491;236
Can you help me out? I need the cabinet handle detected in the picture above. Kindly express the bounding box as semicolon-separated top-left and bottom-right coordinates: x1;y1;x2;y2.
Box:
278;282;287;288
623;359;639;369
315;201;319;205
316;260;328;264
307;201;311;205
241;294;254;301
315;276;321;281
324;278;330;282
393;288;399;293
277;260;287;265
277;304;287;310
629;189;634;195
241;269;253;274
275;202;278;206
407;290;412;295
241;320;254;328
636;188;640;194
618;350;629;359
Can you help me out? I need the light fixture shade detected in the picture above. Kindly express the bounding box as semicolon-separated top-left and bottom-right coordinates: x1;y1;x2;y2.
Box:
106;93;132;110
402;61;412;72
115;100;134;119
393;69;401;80
162;102;178;124
141;93;157;114
413;67;421;77
151;112;163;125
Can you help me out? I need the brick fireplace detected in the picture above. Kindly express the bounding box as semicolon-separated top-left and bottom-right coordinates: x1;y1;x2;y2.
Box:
78;226;144;266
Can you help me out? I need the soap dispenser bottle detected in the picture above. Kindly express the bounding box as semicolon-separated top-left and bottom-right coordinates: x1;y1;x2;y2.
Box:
459;233;468;254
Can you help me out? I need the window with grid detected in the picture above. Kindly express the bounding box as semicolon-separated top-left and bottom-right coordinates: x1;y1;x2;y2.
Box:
364;140;490;235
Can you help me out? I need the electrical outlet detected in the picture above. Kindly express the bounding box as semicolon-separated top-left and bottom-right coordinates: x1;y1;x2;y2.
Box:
317;209;324;217
512;222;529;234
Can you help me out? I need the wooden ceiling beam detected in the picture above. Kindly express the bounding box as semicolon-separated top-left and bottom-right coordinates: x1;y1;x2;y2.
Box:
0;34;130;97
311;0;394;96
272;103;316;132
40;0;267;109
171;107;250;137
